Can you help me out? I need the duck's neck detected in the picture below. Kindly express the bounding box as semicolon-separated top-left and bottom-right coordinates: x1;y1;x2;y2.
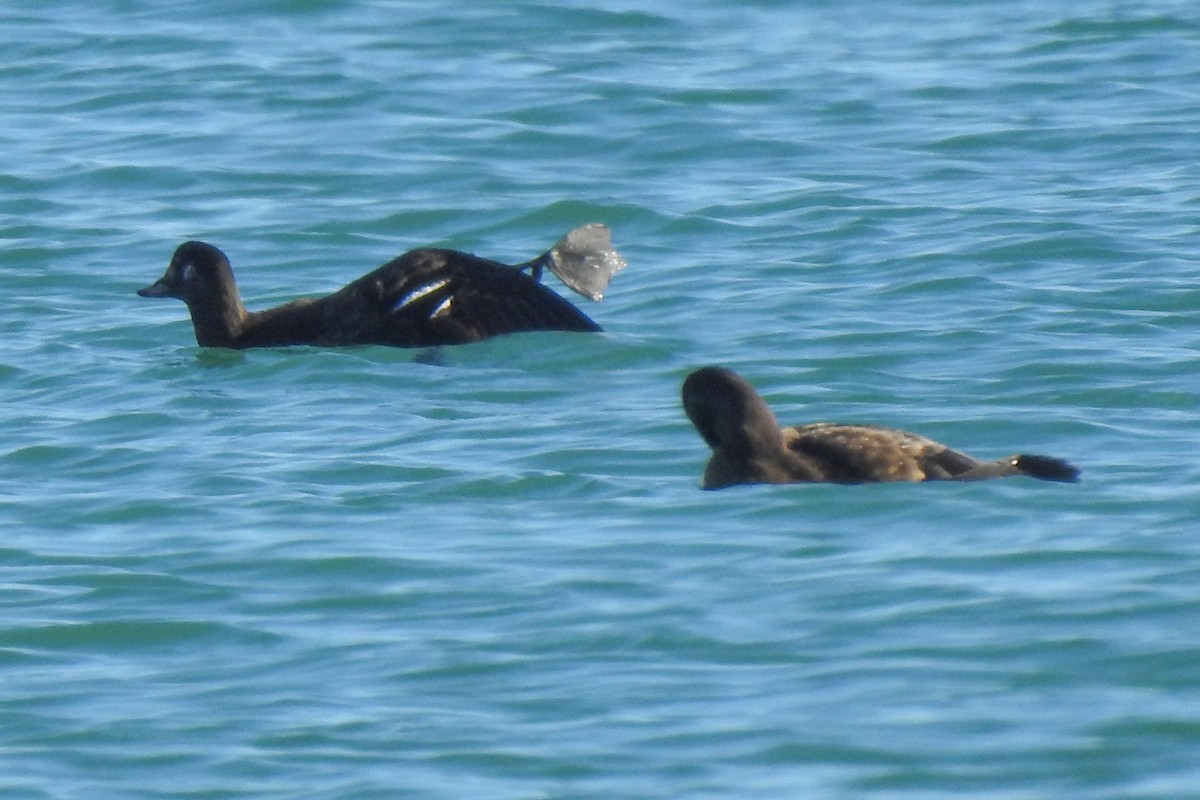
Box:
185;292;248;348
715;394;788;458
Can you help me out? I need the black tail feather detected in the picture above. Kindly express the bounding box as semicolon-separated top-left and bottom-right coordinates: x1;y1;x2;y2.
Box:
1012;454;1081;483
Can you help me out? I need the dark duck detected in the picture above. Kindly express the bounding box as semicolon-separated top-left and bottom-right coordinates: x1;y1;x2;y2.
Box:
682;366;1080;490
137;224;626;349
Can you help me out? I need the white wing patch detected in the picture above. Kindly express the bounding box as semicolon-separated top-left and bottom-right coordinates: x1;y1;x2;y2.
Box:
430;296;454;318
393;278;451;311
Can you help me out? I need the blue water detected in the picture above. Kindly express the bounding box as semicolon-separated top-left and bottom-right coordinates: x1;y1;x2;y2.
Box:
3;1;1199;798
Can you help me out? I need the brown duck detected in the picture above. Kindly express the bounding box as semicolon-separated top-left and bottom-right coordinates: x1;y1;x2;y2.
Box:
137;224;626;349
682;366;1080;489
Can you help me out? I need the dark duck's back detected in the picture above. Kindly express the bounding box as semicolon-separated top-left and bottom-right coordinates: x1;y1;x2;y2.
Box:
137;225;625;349
682;366;1081;490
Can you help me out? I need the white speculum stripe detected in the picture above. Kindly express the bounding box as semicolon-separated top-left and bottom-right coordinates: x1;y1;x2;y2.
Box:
393;278;451;311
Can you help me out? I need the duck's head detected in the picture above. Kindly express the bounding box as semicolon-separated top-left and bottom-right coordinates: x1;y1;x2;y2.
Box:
139;241;247;348
682;366;784;451
138;241;237;305
683;366;797;490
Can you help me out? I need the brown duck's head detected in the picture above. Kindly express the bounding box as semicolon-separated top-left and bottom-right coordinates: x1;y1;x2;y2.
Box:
138;241;238;306
681;366;784;451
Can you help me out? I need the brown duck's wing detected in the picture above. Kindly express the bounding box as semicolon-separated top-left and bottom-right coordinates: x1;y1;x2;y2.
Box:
784;423;981;483
320;248;600;347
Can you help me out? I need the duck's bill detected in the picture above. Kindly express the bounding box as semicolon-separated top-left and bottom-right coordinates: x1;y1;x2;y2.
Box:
137;278;174;298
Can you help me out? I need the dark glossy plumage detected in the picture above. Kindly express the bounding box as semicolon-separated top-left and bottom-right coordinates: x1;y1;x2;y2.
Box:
138;226;624;349
682;366;1081;490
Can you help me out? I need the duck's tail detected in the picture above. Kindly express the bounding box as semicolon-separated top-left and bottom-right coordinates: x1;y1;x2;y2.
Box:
518;223;627;301
949;453;1081;483
1010;454;1081;483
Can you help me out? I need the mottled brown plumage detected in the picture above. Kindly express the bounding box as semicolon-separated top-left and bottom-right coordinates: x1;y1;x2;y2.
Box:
682;366;1080;490
138;227;623;349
